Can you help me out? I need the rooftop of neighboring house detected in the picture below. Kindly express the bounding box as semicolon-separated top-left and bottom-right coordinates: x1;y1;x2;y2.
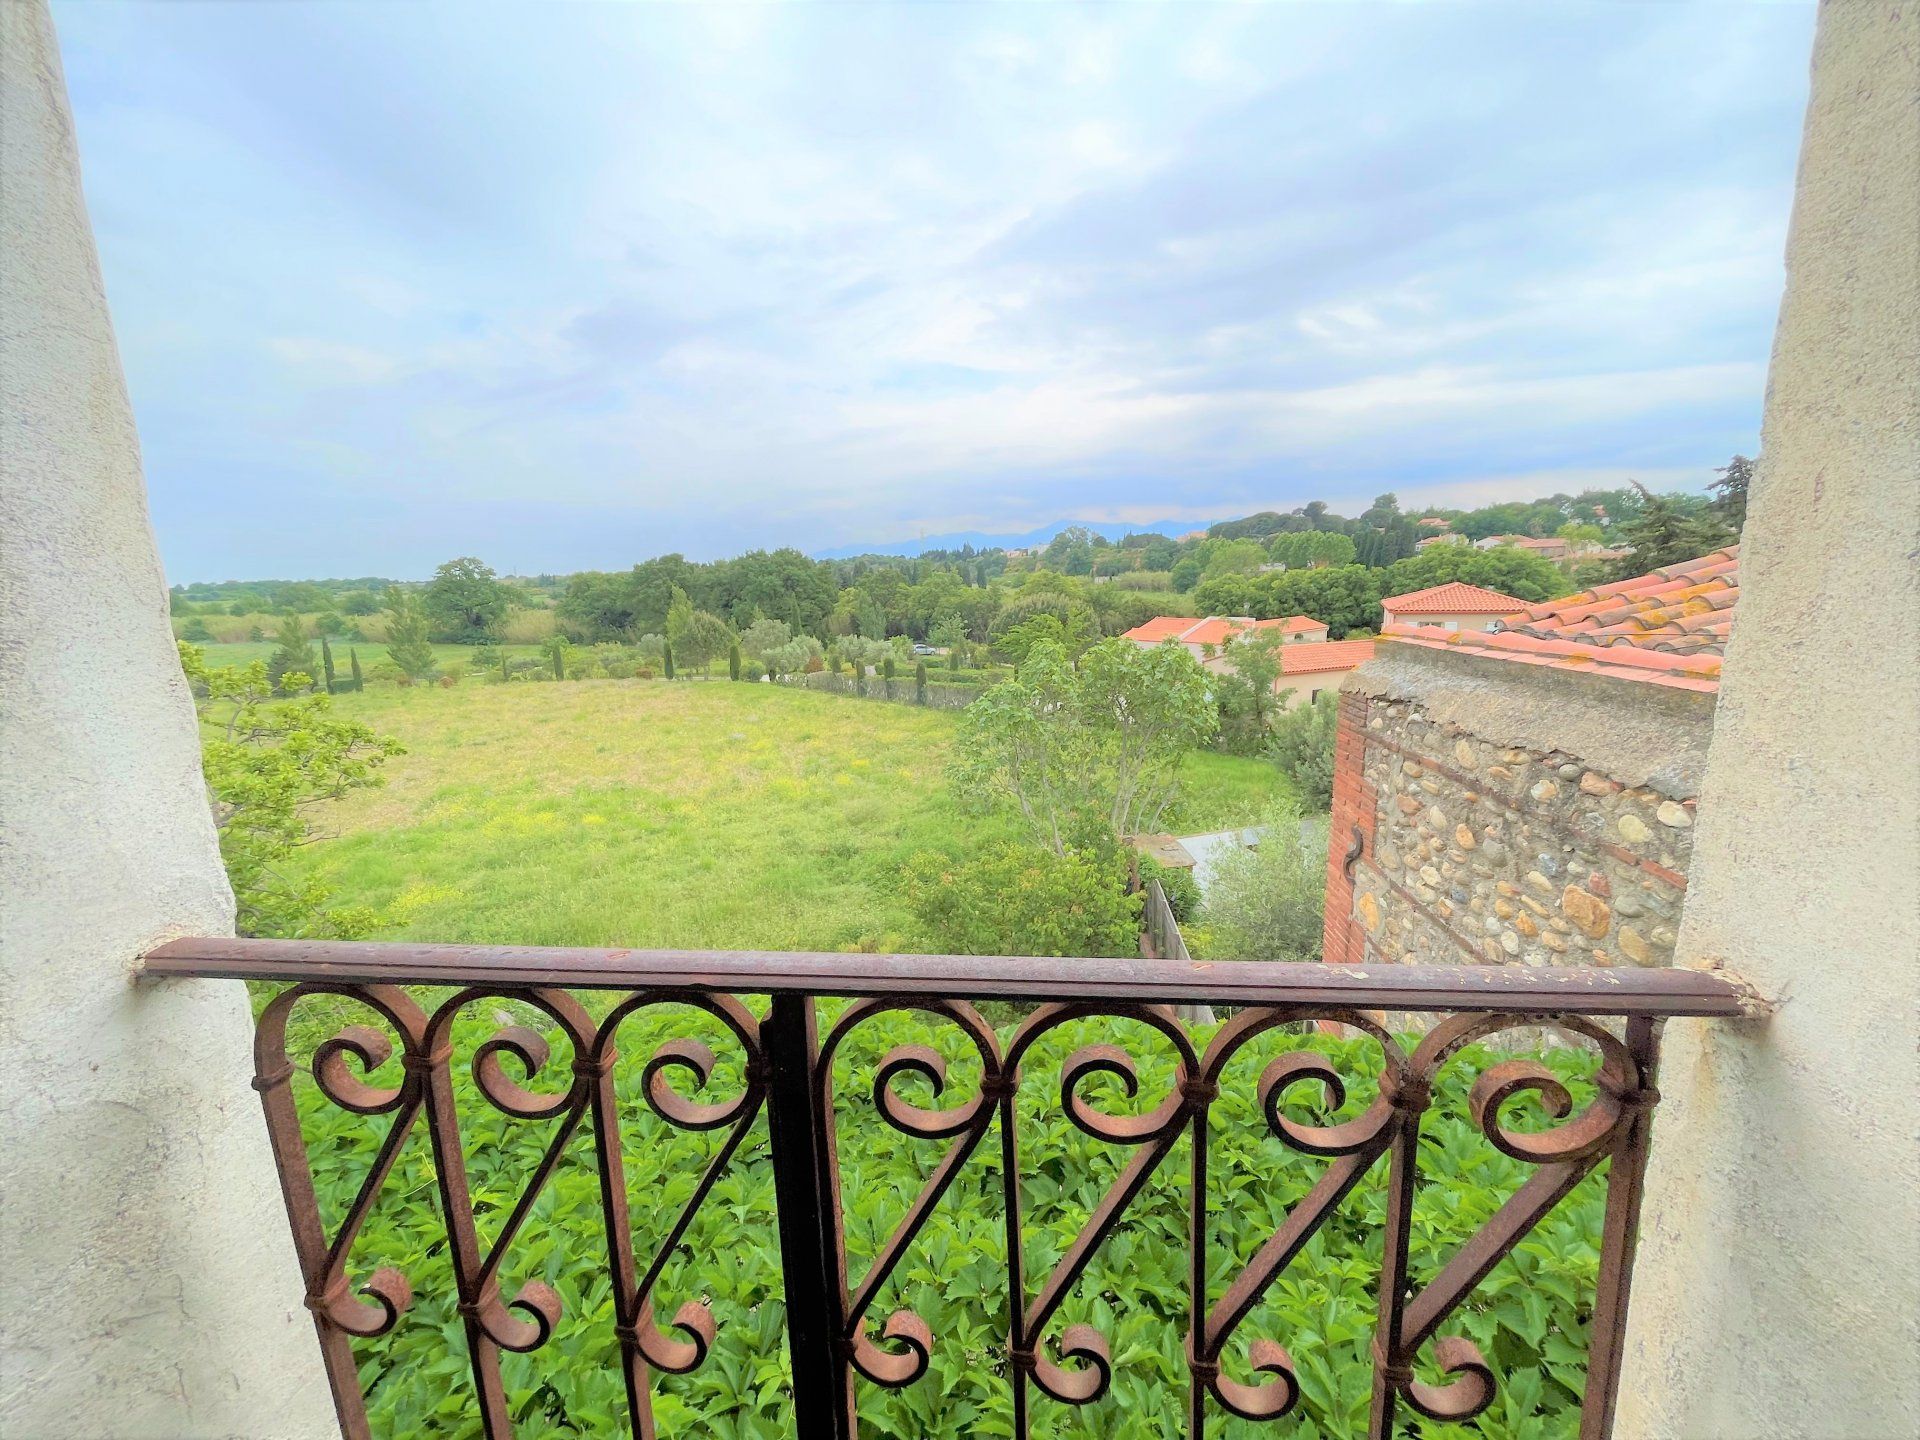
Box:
1279;638;1377;675
1511;536;1569;550
1382;546;1740;693
1122;614;1326;646
1379;581;1527;614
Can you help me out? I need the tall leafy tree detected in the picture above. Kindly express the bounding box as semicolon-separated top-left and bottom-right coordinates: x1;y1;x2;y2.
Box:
423;556;510;642
382;586;438;680
178;643;403;937
266;615;317;694
1709;454;1755;530
1609;481;1736;578
952;639;1215;854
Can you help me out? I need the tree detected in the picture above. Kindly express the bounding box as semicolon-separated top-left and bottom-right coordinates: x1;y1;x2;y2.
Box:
662;640;675;680
1379;548;1567;606
543;634;571;680
765;634;823;678
178;643;403;937
1214;630;1285;755
382;586;438;680
1709;454;1754;530
900;842;1140;958
1609;481;1735;578
1266;691;1338;811
180;617;214;643
349;648;365;692
266;615;317;694
952;639;1215;854
915;659;928;704
739;616;792;661
319;634;338;694
1192;797;1324;962
728;641;743;681
312;611;347;637
424;556;510;642
1557;521;1606;547
342;589;381;617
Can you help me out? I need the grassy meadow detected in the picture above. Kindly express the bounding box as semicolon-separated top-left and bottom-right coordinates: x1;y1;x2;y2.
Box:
286;678;1287;953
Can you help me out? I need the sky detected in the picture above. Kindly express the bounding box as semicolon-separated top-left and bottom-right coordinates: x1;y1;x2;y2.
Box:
55;0;1816;582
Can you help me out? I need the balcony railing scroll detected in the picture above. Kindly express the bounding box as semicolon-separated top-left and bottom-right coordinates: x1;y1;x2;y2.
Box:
143;937;1745;1440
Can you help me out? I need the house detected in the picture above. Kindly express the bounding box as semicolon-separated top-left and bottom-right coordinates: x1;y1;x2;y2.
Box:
1414;532;1469;551
1511;535;1571;560
1474;533;1528;549
1325;546;1740;974
1121;614;1328;671
1377;581;1524;632
1276;638;1376;709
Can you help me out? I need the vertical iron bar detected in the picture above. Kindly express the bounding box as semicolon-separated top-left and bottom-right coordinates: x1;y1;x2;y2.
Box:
253;1046;379;1440
764;994;857;1440
1368;1087;1424;1440
999;1088;1030;1439
418;1038;518;1439
1187;1095;1210;1439
1578;1017;1663;1440
584;1026;656;1440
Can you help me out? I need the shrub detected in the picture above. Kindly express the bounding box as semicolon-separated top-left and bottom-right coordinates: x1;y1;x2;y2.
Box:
1266;691;1338;811
1139;855;1201;923
179;618;214;643
900;841;1140;958
1195;797;1323;961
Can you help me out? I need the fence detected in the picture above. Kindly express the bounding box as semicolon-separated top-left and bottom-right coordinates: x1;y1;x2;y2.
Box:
772;671;981;710
143;937;1743;1440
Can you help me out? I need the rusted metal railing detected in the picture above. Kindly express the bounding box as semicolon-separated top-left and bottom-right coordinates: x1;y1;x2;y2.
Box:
144;937;1744;1440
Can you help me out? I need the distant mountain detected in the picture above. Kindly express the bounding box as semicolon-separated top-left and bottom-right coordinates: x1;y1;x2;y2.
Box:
813;516;1224;560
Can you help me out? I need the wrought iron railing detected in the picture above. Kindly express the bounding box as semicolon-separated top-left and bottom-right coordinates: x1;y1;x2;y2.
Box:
143;938;1744;1440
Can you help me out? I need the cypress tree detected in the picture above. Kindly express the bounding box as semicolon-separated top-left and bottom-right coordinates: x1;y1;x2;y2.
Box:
500;651;510;683
349;647;365;692
728;641;742;681
915;659;928;705
663;641;675;679
320;634;337;693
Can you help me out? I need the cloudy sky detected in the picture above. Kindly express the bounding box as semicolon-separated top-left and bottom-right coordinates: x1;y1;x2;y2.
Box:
56;0;1815;581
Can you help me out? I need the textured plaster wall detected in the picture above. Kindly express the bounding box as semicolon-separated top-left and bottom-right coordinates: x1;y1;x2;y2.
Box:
1617;3;1920;1436
0;4;334;1435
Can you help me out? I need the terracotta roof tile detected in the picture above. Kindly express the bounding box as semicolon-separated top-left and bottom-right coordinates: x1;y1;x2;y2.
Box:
1380;581;1527;615
1382;546;1739;691
1280;639;1377;676
1121;614;1327;646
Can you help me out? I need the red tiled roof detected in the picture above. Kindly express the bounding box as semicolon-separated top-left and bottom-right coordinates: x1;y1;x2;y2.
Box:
1121;615;1200;642
1380;581;1526;615
1263;614;1327;635
1382;546;1739;693
1122;614;1326;646
1279;639;1377;676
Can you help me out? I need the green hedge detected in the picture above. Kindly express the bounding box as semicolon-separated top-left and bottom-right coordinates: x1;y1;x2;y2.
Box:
290;1001;1608;1438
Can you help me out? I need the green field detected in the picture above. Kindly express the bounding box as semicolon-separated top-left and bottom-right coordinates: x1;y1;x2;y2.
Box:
287;679;1286;952
181;638;545;671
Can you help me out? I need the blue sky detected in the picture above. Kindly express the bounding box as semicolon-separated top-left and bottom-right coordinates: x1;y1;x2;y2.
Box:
55;0;1815;581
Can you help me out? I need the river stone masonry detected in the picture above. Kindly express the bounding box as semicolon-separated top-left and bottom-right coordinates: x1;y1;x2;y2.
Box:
1323;640;1716;974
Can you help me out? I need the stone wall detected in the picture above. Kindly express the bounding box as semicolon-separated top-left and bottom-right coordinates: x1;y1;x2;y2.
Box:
1324;644;1716;973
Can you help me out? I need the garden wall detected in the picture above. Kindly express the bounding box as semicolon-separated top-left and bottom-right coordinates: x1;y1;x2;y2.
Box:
1323;643;1715;971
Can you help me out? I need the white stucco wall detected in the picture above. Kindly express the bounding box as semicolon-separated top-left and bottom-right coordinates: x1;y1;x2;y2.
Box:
0;4;334;1435
1617;3;1920;1436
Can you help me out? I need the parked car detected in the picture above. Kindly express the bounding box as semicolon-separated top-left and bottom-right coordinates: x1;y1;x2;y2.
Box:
911;642;937;656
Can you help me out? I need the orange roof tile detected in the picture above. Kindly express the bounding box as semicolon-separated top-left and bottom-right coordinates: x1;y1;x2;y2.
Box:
1382;546;1739;692
1120;616;1200;642
1122;614;1327;646
1280;639;1377;676
1380;581;1527;615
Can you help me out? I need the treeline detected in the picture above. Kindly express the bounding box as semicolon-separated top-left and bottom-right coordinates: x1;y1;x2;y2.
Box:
173;465;1748;657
